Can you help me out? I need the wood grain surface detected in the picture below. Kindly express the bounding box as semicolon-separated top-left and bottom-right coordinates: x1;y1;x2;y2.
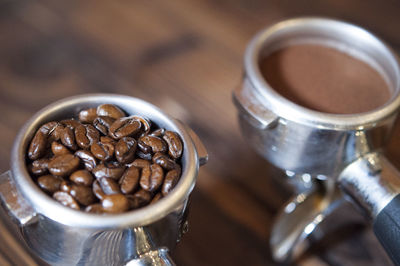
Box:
0;0;399;265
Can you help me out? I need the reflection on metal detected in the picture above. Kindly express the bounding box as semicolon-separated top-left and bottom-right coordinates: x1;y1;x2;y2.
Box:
125;227;175;266
270;178;343;262
0;171;37;226
339;153;400;218
126;249;175;266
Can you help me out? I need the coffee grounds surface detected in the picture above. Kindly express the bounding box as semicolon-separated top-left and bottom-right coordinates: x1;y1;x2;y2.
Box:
260;44;390;114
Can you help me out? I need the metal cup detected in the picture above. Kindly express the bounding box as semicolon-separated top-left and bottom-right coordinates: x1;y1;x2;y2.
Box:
0;94;208;266
233;17;400;263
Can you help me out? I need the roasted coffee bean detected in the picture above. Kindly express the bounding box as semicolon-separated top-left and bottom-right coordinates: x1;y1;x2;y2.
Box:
93;180;105;200
61;119;81;129
101;136;116;145
163;131;183;159
39;122;57;134
109;116;141;139
150;193;163;204
39;121;59;134
100;136;117;146
150;128;165;137
140;164;164;192
27;104;184;214
70;185;96;206
131;115;151;135
153;152;179;171
127;190;152;209
37;175;61;193
53;191;80;210
97;137;116;160
139;135;167;154
86;124;100;144
35;122;59;146
48;154;80;177
97;104;125;120
136;151;152;161
74;150;97;171
93;116;115;136
137;140;151;154
130;159;150;169
162;169;180;196
152;152;163;161
92;163;125;180
28;131;47;160
90;140;114;161
70;170;93;186
85;204;104;213
99;177;121;195
119;166;140;194
30;158;50;175
60;180;72;193
115;137;136;164
51;141;70;156
78;108;97;123
102;194;130;213
50;124;65;141
75;124;99;149
106;160;122;168
61;127;78;150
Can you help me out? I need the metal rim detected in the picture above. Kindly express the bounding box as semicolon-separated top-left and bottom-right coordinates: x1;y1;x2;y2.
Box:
245;17;400;130
11;94;199;228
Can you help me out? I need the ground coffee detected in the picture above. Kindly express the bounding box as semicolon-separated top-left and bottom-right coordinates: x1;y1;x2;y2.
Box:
260;44;390;114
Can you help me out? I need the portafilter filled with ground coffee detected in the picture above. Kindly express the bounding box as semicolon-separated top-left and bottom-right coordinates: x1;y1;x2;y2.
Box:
0;94;208;265
233;17;400;264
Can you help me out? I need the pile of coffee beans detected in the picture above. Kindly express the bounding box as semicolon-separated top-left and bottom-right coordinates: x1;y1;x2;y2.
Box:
26;104;183;214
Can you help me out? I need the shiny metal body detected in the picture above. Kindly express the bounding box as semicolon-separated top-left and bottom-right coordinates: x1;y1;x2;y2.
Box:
0;94;208;266
233;18;400;262
234;17;400;175
339;153;400;218
270;178;344;261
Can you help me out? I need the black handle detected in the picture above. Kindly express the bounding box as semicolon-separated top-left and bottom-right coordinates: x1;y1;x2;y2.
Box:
373;194;400;266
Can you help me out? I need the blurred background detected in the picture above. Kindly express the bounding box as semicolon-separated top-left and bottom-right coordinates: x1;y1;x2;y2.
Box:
1;0;400;265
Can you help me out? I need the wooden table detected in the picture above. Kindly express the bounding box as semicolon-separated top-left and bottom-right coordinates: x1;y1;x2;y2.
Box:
0;0;399;265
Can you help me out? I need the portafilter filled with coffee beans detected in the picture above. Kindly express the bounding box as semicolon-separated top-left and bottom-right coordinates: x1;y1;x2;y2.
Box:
0;94;208;266
233;17;400;264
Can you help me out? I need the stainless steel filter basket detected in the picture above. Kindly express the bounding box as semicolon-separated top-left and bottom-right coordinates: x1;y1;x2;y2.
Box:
233;17;400;264
0;94;208;266
235;17;400;175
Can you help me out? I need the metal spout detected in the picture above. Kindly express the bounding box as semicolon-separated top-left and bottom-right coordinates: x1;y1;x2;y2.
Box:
125;227;175;266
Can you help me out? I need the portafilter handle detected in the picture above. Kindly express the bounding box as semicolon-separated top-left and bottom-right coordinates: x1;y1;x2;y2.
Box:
339;152;400;265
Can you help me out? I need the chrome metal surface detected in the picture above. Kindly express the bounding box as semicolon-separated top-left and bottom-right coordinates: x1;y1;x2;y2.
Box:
178;120;209;166
233;81;279;130
233;17;400;175
234;17;400;262
235;16;400;175
0;171;36;226
125;249;175;266
234;81;395;175
19;203;187;265
125;227;175;266
270;178;344;262
339;153;400;218
0;94;207;265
